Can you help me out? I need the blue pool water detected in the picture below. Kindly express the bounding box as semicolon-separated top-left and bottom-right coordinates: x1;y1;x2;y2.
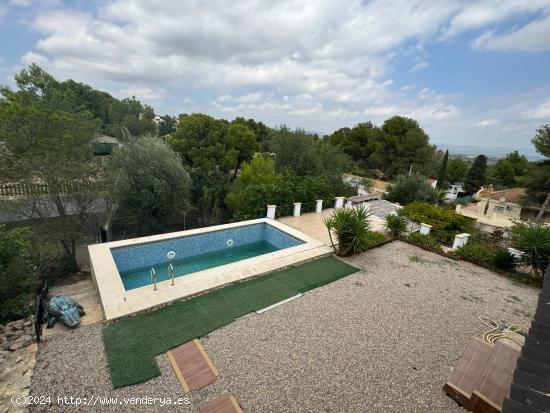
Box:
111;223;303;290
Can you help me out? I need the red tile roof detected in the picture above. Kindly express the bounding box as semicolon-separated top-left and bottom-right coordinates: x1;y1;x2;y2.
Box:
487;188;526;204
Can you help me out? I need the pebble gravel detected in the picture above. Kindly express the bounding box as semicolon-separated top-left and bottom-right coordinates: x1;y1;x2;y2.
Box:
29;241;539;412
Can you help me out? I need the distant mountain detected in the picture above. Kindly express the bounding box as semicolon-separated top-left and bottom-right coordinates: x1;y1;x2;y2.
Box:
433;143;541;161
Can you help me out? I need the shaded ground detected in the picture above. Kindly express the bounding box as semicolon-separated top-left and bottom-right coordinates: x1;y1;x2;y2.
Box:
29;242;539;412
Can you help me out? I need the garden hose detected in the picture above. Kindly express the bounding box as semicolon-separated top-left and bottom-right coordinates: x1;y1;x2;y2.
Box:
478;315;532;347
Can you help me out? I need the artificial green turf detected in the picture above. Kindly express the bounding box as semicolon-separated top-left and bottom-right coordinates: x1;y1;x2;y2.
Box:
102;256;359;388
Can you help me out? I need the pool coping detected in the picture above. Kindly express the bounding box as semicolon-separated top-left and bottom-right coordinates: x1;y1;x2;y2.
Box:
88;218;333;320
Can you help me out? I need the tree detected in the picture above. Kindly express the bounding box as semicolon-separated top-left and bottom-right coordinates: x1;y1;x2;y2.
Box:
270;126;321;176
109;137;192;235
533;125;550;157
107;97;156;139
464;155;488;194
226;123;259;181
385;174;439;205
0;65;103;267
505;151;530;176
527;125;550;221
436;150;449;189
447;158;469;184
158;115;178;136
493;159;516;188
0;226;37;323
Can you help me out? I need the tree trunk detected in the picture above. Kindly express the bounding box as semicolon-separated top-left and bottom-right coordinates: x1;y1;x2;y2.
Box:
535;192;550;223
230;160;240;182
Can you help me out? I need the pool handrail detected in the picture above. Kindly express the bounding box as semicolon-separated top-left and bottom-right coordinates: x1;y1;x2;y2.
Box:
168;263;175;286
150;267;157;290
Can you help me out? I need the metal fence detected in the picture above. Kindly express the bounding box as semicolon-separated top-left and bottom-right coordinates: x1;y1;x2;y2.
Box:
0;182;93;198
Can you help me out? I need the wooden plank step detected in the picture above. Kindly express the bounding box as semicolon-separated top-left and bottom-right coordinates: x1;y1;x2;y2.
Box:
444;337;494;407
469;340;520;412
199;394;244;413
166;339;219;392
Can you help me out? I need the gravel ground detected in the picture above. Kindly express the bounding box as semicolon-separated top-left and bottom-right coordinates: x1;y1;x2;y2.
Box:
29;241;539;412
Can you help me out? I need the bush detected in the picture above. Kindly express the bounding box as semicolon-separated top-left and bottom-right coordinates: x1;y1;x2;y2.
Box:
401;202;471;242
385;213;407;237
364;231;390;250
510;221;550;278
109;137;192;235
385;174;438;205
0;225;37;323
456;243;494;265
492;250;519;272
405;232;441;251
324;205;371;256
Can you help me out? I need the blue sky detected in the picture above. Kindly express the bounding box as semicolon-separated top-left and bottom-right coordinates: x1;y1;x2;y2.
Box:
1;0;550;152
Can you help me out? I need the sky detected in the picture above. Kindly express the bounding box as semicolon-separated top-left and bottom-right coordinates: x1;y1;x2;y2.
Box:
1;0;550;152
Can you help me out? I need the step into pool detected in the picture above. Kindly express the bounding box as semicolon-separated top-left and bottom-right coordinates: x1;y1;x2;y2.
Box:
111;223;303;290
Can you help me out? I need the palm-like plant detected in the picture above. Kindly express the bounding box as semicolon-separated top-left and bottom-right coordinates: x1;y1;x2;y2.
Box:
324;205;371;256
385;211;407;237
510;221;550;278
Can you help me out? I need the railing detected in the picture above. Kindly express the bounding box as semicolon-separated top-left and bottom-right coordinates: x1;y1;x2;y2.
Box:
150;267;157;291
0;181;94;198
168;263;175;286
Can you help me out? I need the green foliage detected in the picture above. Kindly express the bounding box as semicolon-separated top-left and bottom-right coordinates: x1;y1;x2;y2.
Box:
436;150;449;189
324;205;372;256
401;202;471;241
447;158;469;184
493;159;516;188
106;97;156;139
187;167;229;227
364;231;390;249
0;226;37;323
510;221;550;278
109;138;192;235
226;123;260;180
492;250;518;272
385;174;439;205
385;212;408;237
227;170;353;220
405;232;441;251
328;116;435;179
533;124;550;158
456;243;494;265
505;151;531;176
464;154;487;194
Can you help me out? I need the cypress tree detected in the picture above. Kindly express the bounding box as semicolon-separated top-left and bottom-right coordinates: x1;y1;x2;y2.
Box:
436;150;449;189
464;154;488;194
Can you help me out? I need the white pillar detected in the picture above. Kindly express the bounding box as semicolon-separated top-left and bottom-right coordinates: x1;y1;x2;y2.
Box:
293;202;302;217
315;199;323;213
267;205;276;219
419;223;432;235
334;197;345;209
452;233;470;250
508;248;524;259
345;200;353;208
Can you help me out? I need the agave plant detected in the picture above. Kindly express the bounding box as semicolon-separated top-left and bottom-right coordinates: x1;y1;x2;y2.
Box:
324;205;371;256
385;211;407;237
510;221;550;278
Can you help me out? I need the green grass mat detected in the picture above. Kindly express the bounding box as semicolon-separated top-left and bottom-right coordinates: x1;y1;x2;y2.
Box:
103;256;359;388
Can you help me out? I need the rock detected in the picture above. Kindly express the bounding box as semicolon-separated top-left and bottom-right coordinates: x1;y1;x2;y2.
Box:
23;320;32;327
0;341;11;351
23;327;34;336
8;335;33;351
12;320;25;330
4;329;15;338
13;329;24;338
0;334;6;344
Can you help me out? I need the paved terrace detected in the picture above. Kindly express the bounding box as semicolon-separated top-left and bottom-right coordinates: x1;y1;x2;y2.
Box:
277;200;398;245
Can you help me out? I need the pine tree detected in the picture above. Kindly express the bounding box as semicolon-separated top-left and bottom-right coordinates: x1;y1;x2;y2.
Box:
464;155;488;194
436;150;449;189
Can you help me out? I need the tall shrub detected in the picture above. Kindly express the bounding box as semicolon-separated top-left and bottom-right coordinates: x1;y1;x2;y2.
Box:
510;221;550;278
324;206;371;256
0;226;37;322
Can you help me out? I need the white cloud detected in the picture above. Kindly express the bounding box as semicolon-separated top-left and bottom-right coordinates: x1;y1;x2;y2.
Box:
473;15;550;51
12;0;550;146
475;118;499;127
522;100;550;119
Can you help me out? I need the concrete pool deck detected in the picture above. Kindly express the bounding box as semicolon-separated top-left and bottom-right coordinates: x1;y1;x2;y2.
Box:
89;218;332;321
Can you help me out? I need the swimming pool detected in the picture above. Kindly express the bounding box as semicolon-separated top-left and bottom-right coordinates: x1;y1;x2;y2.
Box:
89;218;331;320
111;223;303;290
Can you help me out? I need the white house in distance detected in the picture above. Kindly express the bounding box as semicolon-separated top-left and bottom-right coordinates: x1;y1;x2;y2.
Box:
445;183;465;202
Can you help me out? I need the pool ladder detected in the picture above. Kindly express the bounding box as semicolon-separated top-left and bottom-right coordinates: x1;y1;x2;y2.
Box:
150;264;175;290
168;263;175;286
150;267;157;291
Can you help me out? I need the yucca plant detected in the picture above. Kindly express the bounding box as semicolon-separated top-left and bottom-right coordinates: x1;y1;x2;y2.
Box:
385;212;407;237
510;221;550;278
492;249;519;272
324;205;371;256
